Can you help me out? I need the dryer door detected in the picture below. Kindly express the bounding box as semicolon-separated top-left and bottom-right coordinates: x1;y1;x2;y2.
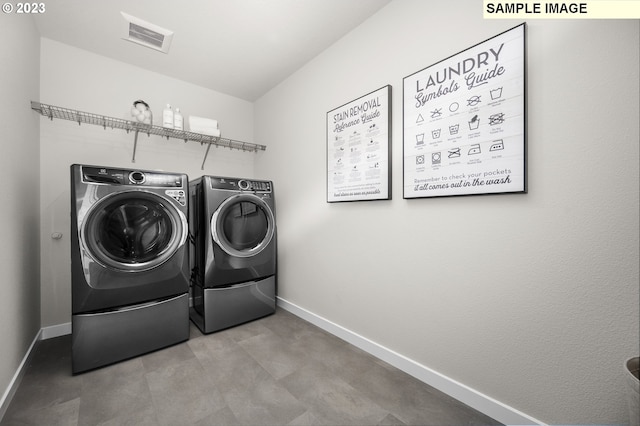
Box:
82;191;187;272
211;194;275;258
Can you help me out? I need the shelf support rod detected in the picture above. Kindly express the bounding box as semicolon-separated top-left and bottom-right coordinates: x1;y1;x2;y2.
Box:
201;141;213;170
132;130;139;163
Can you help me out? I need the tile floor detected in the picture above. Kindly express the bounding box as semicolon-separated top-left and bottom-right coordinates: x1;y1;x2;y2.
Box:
1;308;502;425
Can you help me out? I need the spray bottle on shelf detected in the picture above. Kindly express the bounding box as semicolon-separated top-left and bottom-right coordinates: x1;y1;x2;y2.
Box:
162;104;174;129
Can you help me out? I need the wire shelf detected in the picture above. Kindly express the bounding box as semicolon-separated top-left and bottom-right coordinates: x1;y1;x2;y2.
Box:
31;101;266;169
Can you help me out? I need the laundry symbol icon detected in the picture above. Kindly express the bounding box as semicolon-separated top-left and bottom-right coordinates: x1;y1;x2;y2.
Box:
449;102;460;112
432;129;441;139
448;148;461;158
416;133;425;145
449;124;459;135
416;114;424;124
490;140;505;151
431;152;441;165
490;87;503;100
468;115;480;130
430;108;442;119
467;96;481;107
416;155;425;165
489;113;505;126
468;144;481;155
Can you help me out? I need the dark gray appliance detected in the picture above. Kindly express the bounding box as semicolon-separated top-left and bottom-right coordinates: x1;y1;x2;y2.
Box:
189;175;276;334
70;164;190;373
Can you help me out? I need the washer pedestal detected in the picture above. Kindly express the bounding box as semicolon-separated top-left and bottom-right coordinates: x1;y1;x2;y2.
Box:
72;293;189;374
190;275;276;334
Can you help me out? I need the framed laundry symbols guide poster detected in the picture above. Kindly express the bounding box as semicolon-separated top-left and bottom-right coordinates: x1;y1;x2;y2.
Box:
403;23;526;199
327;85;391;202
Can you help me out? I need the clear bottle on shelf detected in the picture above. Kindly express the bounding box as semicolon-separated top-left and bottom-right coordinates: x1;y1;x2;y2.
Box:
162;104;174;129
173;107;184;131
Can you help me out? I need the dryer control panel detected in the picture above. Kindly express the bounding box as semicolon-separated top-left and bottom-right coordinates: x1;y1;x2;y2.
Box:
209;176;272;193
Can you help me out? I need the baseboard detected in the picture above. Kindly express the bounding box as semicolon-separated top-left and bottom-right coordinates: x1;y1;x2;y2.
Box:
41;322;71;339
0;329;41;421
0;323;67;421
277;297;545;426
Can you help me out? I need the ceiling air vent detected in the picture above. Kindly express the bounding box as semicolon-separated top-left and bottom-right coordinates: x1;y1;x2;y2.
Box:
121;12;174;54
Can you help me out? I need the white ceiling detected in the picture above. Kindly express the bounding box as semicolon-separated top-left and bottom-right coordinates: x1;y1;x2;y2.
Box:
33;0;391;101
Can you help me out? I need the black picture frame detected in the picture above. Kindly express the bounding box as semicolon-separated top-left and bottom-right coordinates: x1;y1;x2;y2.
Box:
402;23;527;199
327;85;392;202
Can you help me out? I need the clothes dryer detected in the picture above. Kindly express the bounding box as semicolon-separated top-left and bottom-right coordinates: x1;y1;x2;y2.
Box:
189;176;276;334
70;164;190;373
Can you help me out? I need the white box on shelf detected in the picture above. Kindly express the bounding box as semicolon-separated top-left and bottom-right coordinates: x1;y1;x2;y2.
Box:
189;116;220;137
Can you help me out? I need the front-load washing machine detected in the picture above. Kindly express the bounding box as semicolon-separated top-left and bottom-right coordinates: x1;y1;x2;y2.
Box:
189;175;276;334
70;164;190;373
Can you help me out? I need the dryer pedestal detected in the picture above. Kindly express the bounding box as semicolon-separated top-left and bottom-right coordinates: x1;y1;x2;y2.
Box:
72;293;189;374
190;275;276;334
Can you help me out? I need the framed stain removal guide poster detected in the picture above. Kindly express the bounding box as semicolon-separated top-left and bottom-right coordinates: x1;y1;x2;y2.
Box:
327;85;391;202
403;23;526;199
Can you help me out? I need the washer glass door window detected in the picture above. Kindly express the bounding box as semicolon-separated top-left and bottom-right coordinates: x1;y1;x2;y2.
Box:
83;191;186;271
211;194;275;258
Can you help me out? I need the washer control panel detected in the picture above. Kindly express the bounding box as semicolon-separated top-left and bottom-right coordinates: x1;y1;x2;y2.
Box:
81;166;184;188
209;176;272;193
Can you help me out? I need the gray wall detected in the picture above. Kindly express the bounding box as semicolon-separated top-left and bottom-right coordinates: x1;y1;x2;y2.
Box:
0;15;41;413
254;2;640;424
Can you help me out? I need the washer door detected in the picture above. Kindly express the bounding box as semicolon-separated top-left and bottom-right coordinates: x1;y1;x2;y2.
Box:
211;194;275;258
82;191;187;272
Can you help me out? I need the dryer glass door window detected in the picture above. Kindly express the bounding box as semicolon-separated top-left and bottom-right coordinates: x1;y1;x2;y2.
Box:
83;191;186;271
212;194;275;258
